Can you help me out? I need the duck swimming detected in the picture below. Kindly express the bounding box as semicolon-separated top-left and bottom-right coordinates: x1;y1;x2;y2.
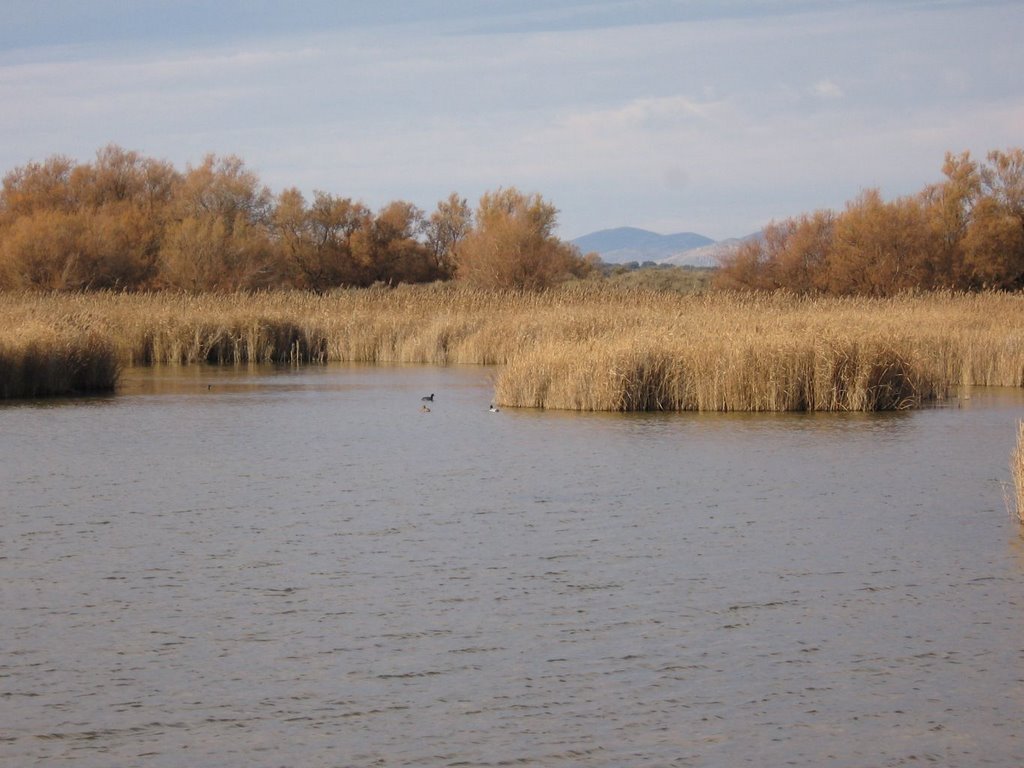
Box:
489;404;499;412
421;393;434;402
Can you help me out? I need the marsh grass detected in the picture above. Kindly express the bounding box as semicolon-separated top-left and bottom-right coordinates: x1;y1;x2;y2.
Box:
1;287;1022;410
493;330;934;412
0;322;119;397
1011;421;1024;526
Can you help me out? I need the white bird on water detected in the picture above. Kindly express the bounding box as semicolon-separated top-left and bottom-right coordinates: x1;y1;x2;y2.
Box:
489;404;499;412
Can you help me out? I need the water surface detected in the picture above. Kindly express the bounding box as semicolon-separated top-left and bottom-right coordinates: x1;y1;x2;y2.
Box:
2;364;1023;767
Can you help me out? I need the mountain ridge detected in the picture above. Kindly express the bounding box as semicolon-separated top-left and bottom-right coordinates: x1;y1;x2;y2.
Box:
571;226;759;267
571;227;714;265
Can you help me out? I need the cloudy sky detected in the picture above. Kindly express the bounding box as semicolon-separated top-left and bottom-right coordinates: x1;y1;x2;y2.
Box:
1;0;1022;240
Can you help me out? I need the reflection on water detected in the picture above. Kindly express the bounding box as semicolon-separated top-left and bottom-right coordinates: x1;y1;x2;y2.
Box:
2;364;1023;767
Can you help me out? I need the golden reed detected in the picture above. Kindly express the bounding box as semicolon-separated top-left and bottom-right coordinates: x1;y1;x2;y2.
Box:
1012;421;1024;526
0;321;119;398
1;286;1022;409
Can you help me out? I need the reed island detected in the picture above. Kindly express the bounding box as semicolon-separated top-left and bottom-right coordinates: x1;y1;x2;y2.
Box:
1;145;1022;412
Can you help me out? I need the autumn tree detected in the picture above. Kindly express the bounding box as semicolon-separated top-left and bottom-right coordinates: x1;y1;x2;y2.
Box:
273;193;442;288
0;155;76;219
0;156;76;288
716;211;836;292
983;148;1024;226
774;210;836;292
714;236;770;290
159;154;276;290
273;189;371;290
351;201;445;285
69;145;180;287
825;190;936;295
9;142;1016;296
0;210;84;289
454;188;590;290
962;148;1024;288
0;146;181;289
920;151;980;286
716;147;1024;295
425;193;472;278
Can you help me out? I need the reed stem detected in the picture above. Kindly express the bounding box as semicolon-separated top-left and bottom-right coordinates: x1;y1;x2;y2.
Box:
2;287;1022;410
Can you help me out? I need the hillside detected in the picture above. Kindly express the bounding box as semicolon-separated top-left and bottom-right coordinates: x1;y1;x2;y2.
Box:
658;238;745;268
571;227;714;265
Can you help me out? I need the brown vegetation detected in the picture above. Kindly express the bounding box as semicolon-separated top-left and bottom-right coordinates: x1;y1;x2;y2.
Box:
452;188;593;289
2;288;1023;410
1012;421;1024;526
599;264;715;293
717;148;1024;295
5;144;1024;409
0;146;589;293
0;321;119;397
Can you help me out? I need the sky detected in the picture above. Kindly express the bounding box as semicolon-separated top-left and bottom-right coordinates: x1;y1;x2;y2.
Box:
1;1;1022;241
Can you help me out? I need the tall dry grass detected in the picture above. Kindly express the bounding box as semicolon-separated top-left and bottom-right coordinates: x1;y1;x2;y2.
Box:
1011;421;1024;526
1;286;1023;409
0;320;119;397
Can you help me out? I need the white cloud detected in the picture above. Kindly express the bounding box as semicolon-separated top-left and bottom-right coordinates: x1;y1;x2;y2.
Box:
560;95;728;134
812;79;844;99
0;1;1022;240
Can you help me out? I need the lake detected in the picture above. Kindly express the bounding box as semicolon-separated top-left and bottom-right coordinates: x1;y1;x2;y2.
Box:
2;364;1023;767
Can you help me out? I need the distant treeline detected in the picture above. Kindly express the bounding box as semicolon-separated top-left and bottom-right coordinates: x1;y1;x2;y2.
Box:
716;148;1024;295
4;145;1022;296
0;145;593;292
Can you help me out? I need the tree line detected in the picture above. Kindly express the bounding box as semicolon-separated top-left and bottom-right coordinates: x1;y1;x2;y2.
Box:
0;145;593;291
716;148;1024;294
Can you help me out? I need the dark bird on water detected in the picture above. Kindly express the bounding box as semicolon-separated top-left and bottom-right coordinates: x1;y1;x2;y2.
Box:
421;393;434;402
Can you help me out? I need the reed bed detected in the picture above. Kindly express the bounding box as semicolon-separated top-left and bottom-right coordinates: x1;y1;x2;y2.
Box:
494;331;936;412
0;320;119;398
1;286;1023;410
1012;421;1024;526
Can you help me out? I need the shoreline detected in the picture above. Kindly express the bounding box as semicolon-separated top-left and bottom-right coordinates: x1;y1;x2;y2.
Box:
2;286;1022;411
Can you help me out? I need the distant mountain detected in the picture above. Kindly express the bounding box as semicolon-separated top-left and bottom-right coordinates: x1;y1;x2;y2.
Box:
657;237;743;268
571;227;715;265
659;231;764;267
